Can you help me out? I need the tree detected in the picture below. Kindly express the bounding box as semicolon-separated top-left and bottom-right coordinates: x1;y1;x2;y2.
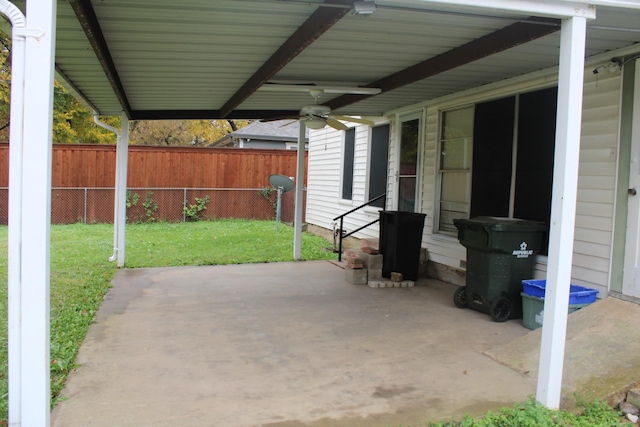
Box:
129;119;252;146
0;30;119;144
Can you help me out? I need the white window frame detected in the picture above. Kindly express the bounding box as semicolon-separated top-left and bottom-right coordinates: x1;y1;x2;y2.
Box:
434;105;474;235
395;111;424;212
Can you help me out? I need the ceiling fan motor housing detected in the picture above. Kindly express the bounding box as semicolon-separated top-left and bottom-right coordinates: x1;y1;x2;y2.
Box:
300;105;331;117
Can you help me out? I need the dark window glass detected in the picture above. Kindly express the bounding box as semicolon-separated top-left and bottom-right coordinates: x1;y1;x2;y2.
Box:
342;128;355;200
369;125;390;208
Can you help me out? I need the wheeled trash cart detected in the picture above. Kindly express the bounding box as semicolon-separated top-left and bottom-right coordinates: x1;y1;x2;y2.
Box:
453;217;547;322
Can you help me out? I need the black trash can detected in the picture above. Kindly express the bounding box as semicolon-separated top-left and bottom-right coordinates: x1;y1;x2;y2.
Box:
379;211;426;281
453;217;547;322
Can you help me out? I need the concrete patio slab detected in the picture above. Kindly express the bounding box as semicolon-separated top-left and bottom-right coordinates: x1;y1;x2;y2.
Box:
52;261;537;427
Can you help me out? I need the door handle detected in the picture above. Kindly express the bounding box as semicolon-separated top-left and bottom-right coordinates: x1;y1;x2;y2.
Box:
629;188;637;196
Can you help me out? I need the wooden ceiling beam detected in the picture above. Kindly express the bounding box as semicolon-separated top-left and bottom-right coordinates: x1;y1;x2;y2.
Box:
326;17;560;111
68;0;133;118
218;0;353;118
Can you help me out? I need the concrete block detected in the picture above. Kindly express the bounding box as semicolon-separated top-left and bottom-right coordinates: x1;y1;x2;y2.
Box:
345;267;367;285
391;272;403;282
360;253;383;270
368;268;383;280
368;281;381;288
627;389;640;408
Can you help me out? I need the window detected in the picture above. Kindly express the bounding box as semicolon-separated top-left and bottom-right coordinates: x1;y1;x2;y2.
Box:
341;128;355;200
437;87;557;249
368;125;390;208
399;118;420;212
438;107;474;233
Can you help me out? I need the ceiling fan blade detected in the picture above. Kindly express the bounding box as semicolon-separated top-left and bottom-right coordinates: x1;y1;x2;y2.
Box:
279;120;300;128
326;117;349;131
260;115;301;122
332;115;375;126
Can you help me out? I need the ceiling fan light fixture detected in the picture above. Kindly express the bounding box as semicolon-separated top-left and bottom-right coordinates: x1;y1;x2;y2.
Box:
305;117;326;130
353;1;376;15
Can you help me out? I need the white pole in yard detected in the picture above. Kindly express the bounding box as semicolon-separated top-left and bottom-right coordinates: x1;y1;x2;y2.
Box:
293;122;306;260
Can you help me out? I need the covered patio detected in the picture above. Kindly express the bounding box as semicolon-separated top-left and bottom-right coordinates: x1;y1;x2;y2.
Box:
4;0;640;425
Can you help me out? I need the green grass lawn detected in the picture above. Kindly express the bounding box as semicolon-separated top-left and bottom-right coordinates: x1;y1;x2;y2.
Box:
0;220;336;423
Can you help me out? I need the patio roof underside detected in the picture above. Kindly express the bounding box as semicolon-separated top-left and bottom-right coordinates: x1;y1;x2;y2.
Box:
10;0;640;120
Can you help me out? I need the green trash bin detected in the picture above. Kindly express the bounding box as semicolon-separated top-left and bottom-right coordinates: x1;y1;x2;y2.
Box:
452;217;547;322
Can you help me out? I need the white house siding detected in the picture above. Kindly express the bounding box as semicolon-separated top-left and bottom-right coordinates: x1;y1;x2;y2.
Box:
307;123;390;240
306;55;625;296
572;67;621;294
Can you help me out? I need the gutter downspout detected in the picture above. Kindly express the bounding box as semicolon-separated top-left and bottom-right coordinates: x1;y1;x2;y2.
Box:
93;113;121;263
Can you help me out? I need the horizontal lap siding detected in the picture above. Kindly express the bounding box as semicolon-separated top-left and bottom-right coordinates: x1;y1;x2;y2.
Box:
572;66;621;294
307;129;344;231
307;125;388;240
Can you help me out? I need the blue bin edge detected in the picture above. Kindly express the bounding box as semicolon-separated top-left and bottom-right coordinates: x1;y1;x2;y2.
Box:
522;279;599;305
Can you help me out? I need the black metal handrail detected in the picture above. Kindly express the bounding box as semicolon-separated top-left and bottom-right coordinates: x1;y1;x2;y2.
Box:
333;193;385;261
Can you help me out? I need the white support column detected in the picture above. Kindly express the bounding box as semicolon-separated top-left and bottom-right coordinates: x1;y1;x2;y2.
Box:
536;16;587;409
21;0;57;425
5;2;26;424
116;115;129;268
293;122;306;260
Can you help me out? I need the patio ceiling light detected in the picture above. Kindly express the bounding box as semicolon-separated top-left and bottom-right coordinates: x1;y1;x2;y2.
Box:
305;117;327;130
352;1;376;16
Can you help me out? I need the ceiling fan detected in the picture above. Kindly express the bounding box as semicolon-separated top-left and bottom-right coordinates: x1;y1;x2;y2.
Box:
260;85;381;130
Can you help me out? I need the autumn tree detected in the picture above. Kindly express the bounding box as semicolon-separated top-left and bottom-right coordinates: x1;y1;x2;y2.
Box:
0;30;119;143
129;119;251;146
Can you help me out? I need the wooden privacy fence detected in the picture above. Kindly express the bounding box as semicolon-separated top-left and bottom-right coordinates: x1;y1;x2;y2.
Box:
0;143;307;224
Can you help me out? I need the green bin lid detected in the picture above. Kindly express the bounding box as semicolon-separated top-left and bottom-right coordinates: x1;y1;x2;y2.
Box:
454;216;547;232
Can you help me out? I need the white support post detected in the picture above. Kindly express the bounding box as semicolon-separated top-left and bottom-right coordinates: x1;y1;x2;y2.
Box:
536;16;587;409
116;114;129;268
6;2;26;424
21;0;57;425
293;123;306;260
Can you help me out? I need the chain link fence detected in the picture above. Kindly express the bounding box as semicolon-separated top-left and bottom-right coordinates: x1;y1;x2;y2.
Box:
0;187;305;225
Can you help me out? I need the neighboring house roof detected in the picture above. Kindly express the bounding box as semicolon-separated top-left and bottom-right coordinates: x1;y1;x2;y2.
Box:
209;120;309;148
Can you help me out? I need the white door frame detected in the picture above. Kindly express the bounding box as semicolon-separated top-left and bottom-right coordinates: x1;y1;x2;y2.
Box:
622;59;640;298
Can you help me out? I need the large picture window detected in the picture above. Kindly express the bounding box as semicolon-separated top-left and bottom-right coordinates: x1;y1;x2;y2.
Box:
437;87;557;250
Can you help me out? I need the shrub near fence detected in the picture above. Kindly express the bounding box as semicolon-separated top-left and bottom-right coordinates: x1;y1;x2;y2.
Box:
7;187;304;225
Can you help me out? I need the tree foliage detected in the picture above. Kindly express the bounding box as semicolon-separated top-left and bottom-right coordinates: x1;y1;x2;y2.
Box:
0;30;251;145
129;119;251;146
